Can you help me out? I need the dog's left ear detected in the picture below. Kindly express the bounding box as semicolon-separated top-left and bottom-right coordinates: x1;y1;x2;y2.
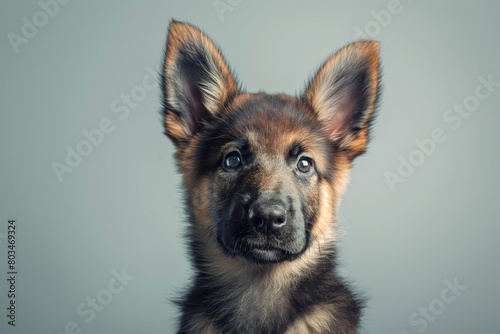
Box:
162;20;239;147
303;41;380;161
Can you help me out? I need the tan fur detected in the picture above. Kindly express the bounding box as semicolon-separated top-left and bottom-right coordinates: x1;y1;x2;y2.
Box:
312;183;336;243
190;176;212;228
285;304;337;334
164;113;191;145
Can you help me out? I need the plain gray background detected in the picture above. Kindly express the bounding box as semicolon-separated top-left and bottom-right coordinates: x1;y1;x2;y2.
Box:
1;1;499;333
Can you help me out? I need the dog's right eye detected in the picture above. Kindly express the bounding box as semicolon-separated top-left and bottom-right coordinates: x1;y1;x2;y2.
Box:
223;151;242;170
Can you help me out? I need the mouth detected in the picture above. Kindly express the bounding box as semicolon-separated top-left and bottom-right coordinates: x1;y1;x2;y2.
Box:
217;216;309;265
247;247;287;264
231;241;294;264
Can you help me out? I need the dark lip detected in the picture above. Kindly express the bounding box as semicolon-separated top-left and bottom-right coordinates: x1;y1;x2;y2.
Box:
236;241;292;264
244;248;285;264
218;234;306;265
218;235;284;263
247;243;283;252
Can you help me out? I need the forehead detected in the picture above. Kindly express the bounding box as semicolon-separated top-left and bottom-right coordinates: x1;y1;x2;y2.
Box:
193;93;335;179
220;94;325;154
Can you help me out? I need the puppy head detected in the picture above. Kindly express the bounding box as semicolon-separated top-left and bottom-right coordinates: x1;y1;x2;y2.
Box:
162;21;380;266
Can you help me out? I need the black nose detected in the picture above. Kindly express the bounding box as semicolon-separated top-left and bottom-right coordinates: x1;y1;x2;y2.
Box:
248;203;287;234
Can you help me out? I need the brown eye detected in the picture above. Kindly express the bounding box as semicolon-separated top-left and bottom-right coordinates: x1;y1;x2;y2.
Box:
224;152;242;169
297;158;311;173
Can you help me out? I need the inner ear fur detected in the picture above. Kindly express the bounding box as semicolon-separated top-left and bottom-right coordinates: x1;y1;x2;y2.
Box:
162;20;239;146
303;40;381;161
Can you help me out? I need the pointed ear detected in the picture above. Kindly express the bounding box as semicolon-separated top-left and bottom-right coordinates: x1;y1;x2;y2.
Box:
162;20;239;146
303;41;380;160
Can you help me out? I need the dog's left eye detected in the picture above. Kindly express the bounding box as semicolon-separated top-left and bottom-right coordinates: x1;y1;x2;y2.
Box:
297;158;312;173
223;151;242;170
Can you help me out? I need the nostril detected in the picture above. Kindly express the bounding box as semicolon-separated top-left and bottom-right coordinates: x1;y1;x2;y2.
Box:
274;217;284;224
248;209;264;231
248;203;287;234
253;216;264;229
272;216;286;228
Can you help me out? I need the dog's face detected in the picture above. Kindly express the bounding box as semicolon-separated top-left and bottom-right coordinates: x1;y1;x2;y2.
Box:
162;21;380;266
200;95;334;264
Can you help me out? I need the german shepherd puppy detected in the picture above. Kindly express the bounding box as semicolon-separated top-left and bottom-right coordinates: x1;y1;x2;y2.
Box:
161;20;380;334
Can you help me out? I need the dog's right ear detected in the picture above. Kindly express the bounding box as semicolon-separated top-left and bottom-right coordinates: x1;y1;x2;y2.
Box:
162;20;239;146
